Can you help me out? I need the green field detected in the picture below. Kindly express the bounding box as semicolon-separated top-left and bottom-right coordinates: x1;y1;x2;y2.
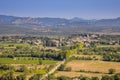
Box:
0;58;58;64
97;45;120;47
34;70;46;74
0;43;30;47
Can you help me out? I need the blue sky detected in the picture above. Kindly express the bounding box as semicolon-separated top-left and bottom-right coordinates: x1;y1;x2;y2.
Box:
0;0;120;19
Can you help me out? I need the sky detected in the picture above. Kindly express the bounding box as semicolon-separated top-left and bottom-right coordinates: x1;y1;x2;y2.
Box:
0;0;120;19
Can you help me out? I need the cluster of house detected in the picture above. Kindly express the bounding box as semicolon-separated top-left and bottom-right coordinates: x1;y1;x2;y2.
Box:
16;34;120;47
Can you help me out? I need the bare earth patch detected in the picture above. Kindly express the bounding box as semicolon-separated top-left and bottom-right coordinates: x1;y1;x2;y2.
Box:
66;60;120;73
55;71;104;78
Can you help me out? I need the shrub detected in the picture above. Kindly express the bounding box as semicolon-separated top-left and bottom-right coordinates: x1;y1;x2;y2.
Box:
101;75;113;80
113;73;120;80
79;69;85;72
91;77;99;80
79;76;90;80
16;74;26;80
108;68;116;74
65;67;72;71
57;76;70;80
58;64;65;71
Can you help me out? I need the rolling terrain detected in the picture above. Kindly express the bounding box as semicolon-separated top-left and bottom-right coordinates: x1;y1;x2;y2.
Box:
0;15;120;36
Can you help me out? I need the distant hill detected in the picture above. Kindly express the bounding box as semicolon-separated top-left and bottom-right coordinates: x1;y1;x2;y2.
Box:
0;15;120;36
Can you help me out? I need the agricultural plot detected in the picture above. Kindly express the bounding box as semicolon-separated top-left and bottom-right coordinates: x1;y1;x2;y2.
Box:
72;54;102;60
97;45;120;48
55;71;103;78
66;60;120;73
0;58;58;64
55;60;120;78
0;43;30;47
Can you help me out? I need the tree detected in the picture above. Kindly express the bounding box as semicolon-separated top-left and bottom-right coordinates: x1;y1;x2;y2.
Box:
57;76;70;80
90;42;96;48
16;74;26;80
65;67;72;71
79;76;90;80
101;75;113;80
73;42;83;54
58;50;68;60
18;65;28;74
91;77;99;80
58;64;65;71
0;64;10;70
29;74;42;80
39;59;43;65
47;74;55;80
1;71;15;80
108;69;116;74
73;42;83;49
113;73;120;80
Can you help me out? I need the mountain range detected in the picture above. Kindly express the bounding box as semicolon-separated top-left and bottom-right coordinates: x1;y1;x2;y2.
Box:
0;15;120;36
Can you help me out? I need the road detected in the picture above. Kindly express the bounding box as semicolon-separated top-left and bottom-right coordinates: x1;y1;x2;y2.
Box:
40;59;66;80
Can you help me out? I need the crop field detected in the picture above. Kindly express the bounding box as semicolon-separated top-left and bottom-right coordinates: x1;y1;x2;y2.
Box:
97;45;120;48
55;60;120;78
0;58;58;64
72;54;102;60
66;60;120;73
55;71;104;78
34;69;46;74
0;43;30;47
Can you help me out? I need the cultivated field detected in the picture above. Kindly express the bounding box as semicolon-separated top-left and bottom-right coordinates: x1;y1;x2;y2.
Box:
66;60;120;73
55;60;120;78
0;58;58;64
97;45;120;48
0;43;30;47
55;71;104;78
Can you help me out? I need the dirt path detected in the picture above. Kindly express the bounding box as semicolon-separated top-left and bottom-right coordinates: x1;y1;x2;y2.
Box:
40;59;66;80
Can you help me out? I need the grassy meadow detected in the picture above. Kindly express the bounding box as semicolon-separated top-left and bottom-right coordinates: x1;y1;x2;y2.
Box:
0;58;58;64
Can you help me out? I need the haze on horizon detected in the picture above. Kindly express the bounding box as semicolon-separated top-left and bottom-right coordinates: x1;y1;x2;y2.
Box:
0;0;120;19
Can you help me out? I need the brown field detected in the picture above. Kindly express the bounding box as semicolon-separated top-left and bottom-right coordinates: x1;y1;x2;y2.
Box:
66;60;120;73
44;47;60;51
55;71;104;78
72;54;102;60
55;60;120;78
